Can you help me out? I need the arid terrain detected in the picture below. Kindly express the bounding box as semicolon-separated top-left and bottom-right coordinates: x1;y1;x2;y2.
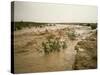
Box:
13;23;97;73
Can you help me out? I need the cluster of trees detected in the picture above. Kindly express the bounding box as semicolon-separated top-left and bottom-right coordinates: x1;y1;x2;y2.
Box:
86;23;97;29
13;21;47;31
12;21;97;31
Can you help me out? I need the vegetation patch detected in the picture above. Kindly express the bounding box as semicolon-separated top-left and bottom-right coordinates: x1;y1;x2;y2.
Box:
42;34;67;54
67;29;76;40
86;23;97;30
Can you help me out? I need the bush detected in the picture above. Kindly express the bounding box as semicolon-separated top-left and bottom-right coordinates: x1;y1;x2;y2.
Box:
86;24;97;30
67;31;76;40
62;41;67;49
91;24;97;29
42;35;67;54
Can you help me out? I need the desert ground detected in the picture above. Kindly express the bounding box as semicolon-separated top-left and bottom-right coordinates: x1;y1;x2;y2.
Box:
13;24;97;73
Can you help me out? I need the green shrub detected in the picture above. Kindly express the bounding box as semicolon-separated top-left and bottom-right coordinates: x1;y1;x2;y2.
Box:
67;31;76;40
62;41;67;49
42;35;67;54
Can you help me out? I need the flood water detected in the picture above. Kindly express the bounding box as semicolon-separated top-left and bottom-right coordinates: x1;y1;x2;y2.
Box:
14;25;92;73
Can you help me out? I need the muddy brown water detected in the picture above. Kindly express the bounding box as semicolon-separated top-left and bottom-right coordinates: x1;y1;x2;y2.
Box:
14;25;92;73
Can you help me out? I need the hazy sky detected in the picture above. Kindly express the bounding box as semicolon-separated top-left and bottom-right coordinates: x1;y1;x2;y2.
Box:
14;1;98;23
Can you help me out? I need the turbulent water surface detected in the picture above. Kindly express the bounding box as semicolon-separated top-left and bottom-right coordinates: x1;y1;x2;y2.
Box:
14;25;96;73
